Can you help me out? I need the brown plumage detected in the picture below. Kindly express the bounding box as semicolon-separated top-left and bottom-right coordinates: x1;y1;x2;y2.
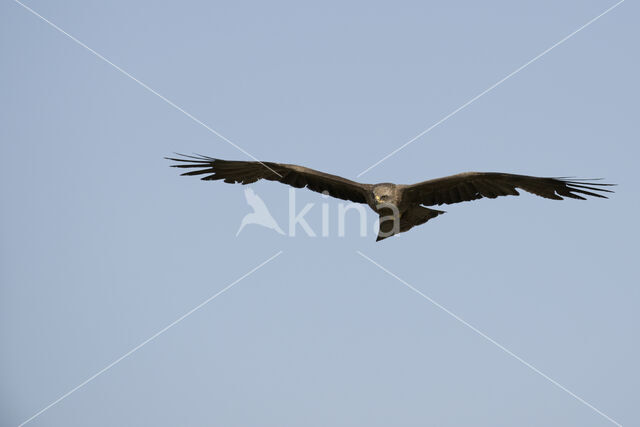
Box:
167;154;614;241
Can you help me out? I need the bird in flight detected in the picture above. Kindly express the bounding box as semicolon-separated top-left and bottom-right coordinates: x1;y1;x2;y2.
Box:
167;154;614;241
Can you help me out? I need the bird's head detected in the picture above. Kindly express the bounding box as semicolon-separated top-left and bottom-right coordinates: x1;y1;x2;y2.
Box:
373;184;395;203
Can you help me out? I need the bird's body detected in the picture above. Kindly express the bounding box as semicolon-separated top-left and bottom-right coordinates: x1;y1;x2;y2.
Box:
367;183;446;240
167;154;613;241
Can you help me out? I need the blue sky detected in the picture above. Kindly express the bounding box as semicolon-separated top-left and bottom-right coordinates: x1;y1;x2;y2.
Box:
2;1;638;426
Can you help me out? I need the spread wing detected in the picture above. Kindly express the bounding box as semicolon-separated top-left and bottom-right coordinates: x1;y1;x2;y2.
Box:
166;154;371;204
402;172;614;206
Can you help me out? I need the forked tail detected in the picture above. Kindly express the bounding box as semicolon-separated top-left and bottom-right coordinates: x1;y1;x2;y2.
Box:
376;206;445;241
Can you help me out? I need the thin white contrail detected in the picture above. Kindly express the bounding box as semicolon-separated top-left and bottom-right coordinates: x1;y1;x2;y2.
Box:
357;251;621;427
357;0;624;177
13;0;282;177
18;251;283;427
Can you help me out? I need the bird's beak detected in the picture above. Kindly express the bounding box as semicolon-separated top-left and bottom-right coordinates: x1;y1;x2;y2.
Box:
375;195;381;202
